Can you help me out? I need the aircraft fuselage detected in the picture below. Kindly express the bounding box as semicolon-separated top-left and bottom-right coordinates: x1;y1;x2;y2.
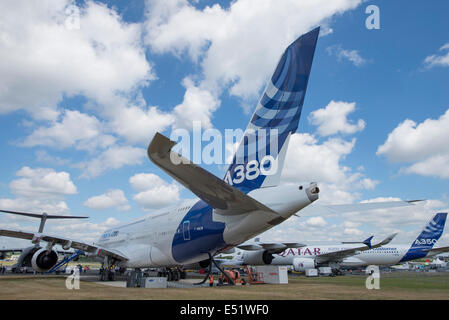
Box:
96;184;318;268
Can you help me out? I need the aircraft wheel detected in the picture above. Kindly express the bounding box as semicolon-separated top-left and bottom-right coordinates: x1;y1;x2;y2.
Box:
107;270;115;281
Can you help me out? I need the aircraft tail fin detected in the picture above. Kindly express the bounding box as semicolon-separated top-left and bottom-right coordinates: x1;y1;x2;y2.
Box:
411;212;447;249
400;212;447;262
224;27;320;193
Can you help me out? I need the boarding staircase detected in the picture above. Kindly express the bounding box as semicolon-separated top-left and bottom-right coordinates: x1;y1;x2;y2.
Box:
47;250;84;273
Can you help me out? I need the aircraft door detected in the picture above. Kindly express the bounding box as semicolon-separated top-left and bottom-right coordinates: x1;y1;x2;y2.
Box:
183;221;191;241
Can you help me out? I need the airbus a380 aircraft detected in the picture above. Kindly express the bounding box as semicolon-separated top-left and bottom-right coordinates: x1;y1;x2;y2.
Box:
235;212;448;272
0;27;322;280
0;27;419;281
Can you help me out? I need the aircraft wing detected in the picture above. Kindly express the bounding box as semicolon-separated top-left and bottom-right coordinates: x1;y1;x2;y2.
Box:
0;247;76;255
148;132;279;216
424;246;449;256
315;233;397;264
0;229;128;261
237;242;306;254
215;258;244;268
0;248;24;253
299;200;423;216
0;247;24;259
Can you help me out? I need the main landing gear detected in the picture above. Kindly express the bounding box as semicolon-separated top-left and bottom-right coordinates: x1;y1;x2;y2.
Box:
99;256;116;281
99;267;116;281
157;267;186;281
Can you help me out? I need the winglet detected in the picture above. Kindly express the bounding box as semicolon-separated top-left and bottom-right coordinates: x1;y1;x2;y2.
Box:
406;199;426;204
377;233;398;246
147;132;177;160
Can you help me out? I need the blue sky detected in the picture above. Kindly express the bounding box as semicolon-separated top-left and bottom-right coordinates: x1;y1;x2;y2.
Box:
1;0;449;248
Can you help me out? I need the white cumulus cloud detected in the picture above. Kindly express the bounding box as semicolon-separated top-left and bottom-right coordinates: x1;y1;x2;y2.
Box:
84;189;131;211
0;166;78;225
305;216;327;227
327;45;367;67
0;0;153;120
172;77;221;130
22;110;115;151
377;108;449;179
77;146;146;179
129;173;180;210
343;228;363;236
308;100;365;136
144;0;363;106
424;43;449;68
109;104;174;144
10;166;77;198
282;133;356;184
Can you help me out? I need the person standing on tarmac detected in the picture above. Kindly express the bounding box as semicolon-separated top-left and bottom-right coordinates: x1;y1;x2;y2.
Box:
209;274;214;287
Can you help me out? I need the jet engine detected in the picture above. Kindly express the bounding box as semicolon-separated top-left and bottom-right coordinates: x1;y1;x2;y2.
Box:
31;248;59;273
243;250;273;265
198;258;211;269
182;258;211;270
292;258;315;271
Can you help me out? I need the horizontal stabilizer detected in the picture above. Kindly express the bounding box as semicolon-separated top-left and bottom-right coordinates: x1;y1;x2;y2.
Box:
300;200;424;216
0;248;24;253
147;132;279;216
237;241;305;253
424;246;449;255
0;209;88;233
0;209;88;219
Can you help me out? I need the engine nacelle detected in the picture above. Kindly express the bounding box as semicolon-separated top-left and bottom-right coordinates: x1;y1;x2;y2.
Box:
31;248;58;273
198;258;211;269
292;258;315;272
243;250;273;265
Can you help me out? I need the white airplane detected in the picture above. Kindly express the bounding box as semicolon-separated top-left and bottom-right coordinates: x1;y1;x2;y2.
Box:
0;210;86;272
234;212;449;272
0;27;422;282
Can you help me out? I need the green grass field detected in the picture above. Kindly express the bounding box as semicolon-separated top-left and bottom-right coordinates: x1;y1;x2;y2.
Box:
1;272;448;300
0;260;102;268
